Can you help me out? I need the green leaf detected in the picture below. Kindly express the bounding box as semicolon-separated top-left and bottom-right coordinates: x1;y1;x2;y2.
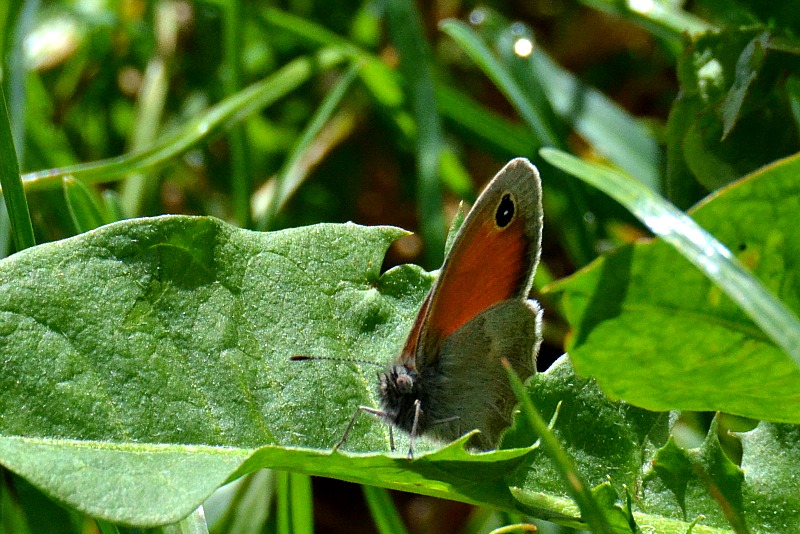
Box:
1;215;795;531
644;418;752;531
506;357;663;501
0;217;414;446
738;423;800;532
506;357;742;533
0;216;536;525
0;437;251;526
693;419;747;533
671;28;800;191
504;359;618;534
546;149;800;421
589;483;638;533
649;437;694;514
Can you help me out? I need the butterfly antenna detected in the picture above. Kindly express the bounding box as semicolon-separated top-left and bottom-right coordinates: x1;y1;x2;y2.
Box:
290;354;384;369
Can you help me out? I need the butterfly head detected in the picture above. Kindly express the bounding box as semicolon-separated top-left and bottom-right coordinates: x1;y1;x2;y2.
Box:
379;364;422;432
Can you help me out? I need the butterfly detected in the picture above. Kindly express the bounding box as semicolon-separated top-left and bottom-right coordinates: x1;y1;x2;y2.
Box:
295;158;543;457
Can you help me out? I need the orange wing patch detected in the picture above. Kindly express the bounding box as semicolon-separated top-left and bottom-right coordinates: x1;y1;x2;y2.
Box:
427;216;529;340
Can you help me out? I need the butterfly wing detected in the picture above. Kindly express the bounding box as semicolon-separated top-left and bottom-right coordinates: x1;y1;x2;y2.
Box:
427;297;543;448
410;158;543;369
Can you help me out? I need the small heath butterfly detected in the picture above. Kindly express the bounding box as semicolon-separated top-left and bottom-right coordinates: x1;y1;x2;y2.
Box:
295;158;543;456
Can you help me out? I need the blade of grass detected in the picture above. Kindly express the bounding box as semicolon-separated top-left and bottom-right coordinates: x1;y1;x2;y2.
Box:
788;76;800;139
527;38;662;191
207;470;274;533
0;204;11;258
252;108;359;228
118;57;169;217
363;485;408;534
220;0;251;228
541;147;800;371
0;474;32;534
260;7;484;205
435;84;534;160
2;0;34;160
62;176;107;234
162;506;209;534
502;359;615;534
258;62;360;230
289;473;313;534
260;6;363;57
270;3;441;258
15;48;347;194
258;7;415;143
95;519;120;534
0;85;35;250
385;0;445;266
276;471;290;534
579;0;714;50
439;19;557;149
440;18;596;265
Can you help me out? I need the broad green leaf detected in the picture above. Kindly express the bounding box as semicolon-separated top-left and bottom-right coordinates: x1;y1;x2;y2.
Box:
693;419;747;533
738;423;800;532
643;418;749;531
0;216;535;526
512;357;799;532
505;356;619;533
649;437;694;513
0;215;795;532
544;149;800;421
0;437;251;526
506;357;663;501
507;356;745;532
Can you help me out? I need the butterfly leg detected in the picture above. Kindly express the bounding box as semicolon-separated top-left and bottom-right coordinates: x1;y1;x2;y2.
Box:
408;399;422;459
333;405;390;453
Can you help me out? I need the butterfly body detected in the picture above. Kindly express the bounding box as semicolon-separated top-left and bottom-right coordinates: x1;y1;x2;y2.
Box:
378;158;544;451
